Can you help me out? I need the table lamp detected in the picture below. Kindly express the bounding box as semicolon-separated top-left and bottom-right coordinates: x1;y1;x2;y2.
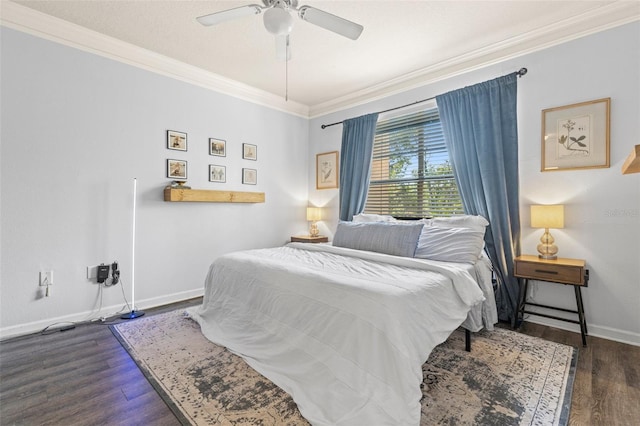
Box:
530;204;564;260
306;207;322;237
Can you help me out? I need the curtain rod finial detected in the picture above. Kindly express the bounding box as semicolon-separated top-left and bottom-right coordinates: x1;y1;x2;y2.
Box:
518;67;528;77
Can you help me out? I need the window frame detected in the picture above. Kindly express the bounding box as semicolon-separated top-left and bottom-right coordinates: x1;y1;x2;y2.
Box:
364;103;464;218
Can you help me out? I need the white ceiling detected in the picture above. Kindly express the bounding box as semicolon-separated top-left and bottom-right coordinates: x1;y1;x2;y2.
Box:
4;1;640;116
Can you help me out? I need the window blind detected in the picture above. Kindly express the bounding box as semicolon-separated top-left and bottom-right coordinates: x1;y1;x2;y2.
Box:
365;108;464;218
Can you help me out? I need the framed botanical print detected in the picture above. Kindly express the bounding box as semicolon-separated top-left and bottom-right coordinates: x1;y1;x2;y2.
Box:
541;98;610;171
316;151;339;189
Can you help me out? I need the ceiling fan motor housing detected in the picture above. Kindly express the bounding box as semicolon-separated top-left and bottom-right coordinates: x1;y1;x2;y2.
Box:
262;0;299;7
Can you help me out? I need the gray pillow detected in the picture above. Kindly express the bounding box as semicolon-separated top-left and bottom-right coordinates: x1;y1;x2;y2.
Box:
333;221;424;257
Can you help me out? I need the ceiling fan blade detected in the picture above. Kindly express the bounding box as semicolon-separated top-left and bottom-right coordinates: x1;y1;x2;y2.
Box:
275;34;292;62
298;6;363;40
197;4;263;26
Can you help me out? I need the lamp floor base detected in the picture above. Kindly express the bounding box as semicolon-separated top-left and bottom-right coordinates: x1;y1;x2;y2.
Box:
121;310;145;320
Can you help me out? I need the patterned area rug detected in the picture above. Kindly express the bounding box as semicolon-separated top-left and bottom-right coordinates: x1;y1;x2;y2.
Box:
111;309;576;426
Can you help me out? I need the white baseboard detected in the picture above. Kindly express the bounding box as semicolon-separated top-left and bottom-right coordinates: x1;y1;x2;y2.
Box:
0;288;204;341
524;315;640;347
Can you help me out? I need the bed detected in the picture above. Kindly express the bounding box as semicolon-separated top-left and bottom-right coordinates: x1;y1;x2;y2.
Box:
188;216;497;426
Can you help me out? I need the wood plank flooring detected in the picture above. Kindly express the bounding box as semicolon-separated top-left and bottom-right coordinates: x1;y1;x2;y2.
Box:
2;298;639;425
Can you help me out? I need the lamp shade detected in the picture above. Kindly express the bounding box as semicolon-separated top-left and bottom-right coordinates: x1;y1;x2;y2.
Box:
531;205;564;229
306;207;322;222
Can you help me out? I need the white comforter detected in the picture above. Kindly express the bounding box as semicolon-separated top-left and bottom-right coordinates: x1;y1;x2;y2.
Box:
187;243;485;426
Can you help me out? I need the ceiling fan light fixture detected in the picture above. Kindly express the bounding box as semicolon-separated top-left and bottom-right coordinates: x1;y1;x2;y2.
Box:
263;6;293;35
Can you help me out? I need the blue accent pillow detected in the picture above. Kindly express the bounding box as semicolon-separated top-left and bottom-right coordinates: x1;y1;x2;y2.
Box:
332;221;424;257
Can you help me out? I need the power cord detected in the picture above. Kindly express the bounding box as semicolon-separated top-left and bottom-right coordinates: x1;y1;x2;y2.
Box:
40;322;76;335
40;268;134;334
103;261;120;287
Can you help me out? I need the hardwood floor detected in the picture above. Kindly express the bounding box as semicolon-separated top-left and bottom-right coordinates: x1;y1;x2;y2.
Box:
2;299;639;425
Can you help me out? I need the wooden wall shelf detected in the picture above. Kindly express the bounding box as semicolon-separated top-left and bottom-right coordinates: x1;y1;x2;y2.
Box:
164;187;265;203
622;144;640;175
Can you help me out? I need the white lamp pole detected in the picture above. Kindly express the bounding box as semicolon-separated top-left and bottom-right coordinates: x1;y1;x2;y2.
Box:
122;178;144;319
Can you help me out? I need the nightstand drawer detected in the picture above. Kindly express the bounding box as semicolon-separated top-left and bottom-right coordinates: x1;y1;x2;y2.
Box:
514;259;584;285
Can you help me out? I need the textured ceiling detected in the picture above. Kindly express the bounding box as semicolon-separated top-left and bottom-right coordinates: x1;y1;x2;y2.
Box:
7;1;640;113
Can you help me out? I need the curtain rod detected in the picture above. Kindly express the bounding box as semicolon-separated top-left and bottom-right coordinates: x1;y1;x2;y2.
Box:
321;67;528;129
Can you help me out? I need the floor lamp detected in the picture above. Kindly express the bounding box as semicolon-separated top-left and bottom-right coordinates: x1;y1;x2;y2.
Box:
121;178;145;319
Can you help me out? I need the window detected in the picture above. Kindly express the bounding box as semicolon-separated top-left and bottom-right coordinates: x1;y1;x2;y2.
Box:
364;106;463;218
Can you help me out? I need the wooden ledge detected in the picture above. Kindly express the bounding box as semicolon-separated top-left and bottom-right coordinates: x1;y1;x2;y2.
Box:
622;144;640;175
164;188;265;203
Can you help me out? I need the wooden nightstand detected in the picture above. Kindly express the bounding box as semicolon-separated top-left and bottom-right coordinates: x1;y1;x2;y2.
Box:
290;235;329;243
514;255;589;346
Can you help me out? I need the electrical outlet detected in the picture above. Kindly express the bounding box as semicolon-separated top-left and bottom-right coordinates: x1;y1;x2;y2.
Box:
87;265;98;280
40;270;53;286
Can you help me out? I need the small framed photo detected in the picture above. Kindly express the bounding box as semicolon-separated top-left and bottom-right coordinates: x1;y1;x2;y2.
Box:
209;138;226;157
316;151;339;189
541;98;610;171
209;165;226;183
167;130;187;151
243;143;257;161
242;168;257;185
167;159;187;180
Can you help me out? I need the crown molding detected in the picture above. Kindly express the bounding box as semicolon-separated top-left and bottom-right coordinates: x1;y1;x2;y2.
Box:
309;1;640;118
2;1;637;120
0;1;309;118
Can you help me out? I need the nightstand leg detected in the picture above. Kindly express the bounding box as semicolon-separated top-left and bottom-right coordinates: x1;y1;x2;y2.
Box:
513;278;529;329
574;286;588;346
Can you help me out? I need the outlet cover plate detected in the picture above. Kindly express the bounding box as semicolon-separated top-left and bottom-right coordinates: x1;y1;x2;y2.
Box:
87;265;98;280
40;270;53;286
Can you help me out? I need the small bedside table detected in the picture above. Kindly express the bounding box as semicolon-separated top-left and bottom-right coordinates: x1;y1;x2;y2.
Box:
514;255;589;346
291;235;329;243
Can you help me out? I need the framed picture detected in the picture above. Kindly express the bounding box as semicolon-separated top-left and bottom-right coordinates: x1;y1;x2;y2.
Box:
209;165;226;183
167;159;187;180
243;143;257;160
209;138;226;157
316;151;339;189
167;130;187;151
541;98;610;171
242;168;257;185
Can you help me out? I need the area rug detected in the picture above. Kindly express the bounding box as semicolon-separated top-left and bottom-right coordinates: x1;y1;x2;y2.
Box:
111;309;577;426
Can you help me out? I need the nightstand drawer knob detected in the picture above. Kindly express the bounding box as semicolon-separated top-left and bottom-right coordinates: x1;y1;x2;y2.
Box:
535;269;559;275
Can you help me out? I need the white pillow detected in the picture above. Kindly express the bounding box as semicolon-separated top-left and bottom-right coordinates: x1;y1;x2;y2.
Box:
414;226;486;264
352;213;397;223
424;215;489;232
333;221;424;257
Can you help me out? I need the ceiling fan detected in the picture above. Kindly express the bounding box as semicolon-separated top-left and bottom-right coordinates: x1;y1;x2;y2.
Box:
197;0;364;61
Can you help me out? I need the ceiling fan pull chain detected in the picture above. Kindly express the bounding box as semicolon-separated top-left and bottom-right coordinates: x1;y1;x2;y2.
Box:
285;42;289;101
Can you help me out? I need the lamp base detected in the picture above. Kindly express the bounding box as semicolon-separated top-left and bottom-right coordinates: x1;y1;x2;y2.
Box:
537;228;559;260
309;222;319;237
121;310;145;320
538;254;558;260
